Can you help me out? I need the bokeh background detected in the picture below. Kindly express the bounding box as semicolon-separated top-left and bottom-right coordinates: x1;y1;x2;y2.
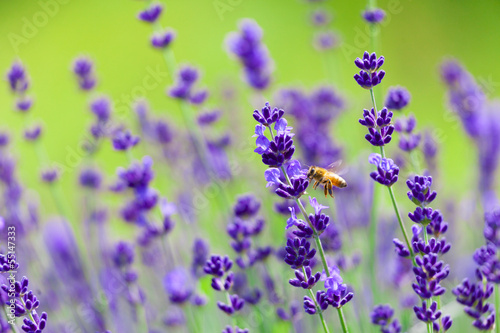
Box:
0;0;499;332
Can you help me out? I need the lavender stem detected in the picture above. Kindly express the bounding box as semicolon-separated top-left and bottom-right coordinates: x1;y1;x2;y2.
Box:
387;184;415;261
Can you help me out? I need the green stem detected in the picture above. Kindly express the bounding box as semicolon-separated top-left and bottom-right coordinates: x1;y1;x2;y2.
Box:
337;307;349;333
369;88;378;112
436;296;443;333
387;184;415;262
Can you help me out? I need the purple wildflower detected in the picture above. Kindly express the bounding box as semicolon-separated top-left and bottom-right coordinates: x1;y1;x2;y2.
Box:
359;107;394;146
112;128;140;151
395;114;421;152
138;3;163;23
164;268;194;304
79;167;102;189
354;51;386;89
284;238;316;269
385;86;411;111
226;19;272;90
313;30;340;51
362;8;386;24
7;61;29;93
151;29;175;49
311;10;331;26
371;304;402;333
24;125;42;142
169;66;200;100
40;168;59;184
73;56;96;91
368;153;399;186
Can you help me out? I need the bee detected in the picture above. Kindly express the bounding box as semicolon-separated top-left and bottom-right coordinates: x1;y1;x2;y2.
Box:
306;161;347;198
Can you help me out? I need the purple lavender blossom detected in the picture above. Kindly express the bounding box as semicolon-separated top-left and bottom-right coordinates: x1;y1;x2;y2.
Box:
253;102;284;127
354;51;386;89
79;167;102;189
7;61;34;113
164;268;194;304
311;10;331;26
24;125;42;141
138;3;163;23
313;30;340;51
0;131;10;147
284;238;316;269
73;56;96;91
368;153;399;186
192;238;209;277
41;168;59;184
403;174;453;331
7;61;29;94
226;19;272;90
112;241;135;267
169;66;200;100
112;128;140;151
385;86;411;111
151;29;175;49
218;294;245;315
303;291;329;315
362;8;386;24
254;118;296;168
371;304;402;333
406;175;437;206
277;87;344;166
233;194;261;218
395;114;421;152
198;110;221;126
289;266;321;289
359;107;394;146
440;60;485;139
454;278;495;330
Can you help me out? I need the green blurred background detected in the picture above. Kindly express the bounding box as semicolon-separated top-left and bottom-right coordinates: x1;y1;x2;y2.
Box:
0;0;499;331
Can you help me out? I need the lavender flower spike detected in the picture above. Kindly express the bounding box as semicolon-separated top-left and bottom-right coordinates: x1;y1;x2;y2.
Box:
368;153;399;186
354;51;386;89
359;107;394;146
385;86;411;111
138;3;163;23
226;19;272;90
362;8;386;24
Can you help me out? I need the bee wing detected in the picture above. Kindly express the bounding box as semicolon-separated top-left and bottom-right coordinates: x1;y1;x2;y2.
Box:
327;160;348;176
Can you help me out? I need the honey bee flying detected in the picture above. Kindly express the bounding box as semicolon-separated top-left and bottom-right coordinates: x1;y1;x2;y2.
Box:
306;161;347;198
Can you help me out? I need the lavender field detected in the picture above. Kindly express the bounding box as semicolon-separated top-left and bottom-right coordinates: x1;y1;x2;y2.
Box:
0;0;499;332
